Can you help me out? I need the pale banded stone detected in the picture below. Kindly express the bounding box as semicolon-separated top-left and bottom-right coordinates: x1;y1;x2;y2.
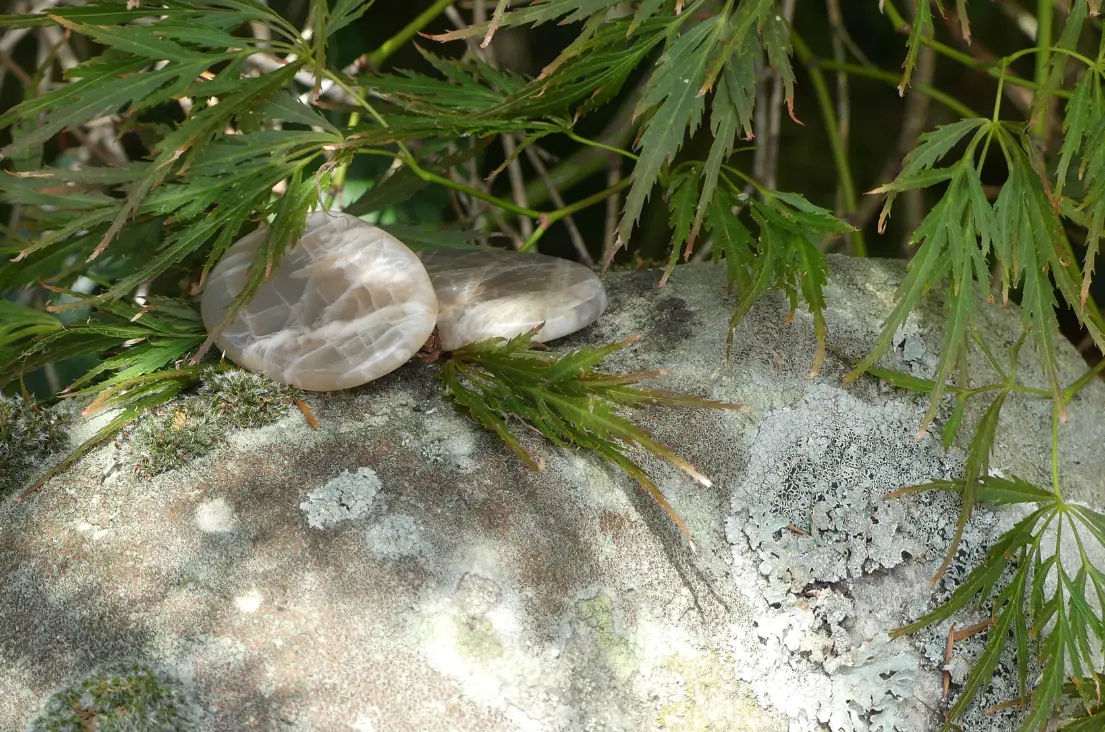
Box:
200;212;438;391
420;249;607;351
201;213;608;391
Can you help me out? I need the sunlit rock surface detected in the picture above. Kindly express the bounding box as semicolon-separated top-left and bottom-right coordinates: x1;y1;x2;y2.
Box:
200;213;438;391
419;249;608;350
7;257;1105;731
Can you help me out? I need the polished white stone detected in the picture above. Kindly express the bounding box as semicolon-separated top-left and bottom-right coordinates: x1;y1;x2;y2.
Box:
419;248;608;351
200;212;439;391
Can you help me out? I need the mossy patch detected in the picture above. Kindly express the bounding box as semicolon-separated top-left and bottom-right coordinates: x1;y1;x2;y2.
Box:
0;393;69;494
130;404;224;476
26;660;201;732
197;369;299;429
127;369;299;476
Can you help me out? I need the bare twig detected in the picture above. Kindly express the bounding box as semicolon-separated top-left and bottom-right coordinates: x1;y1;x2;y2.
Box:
826;0;851;223
524;142;594;265
938;7;1033;115
754;0;797;190
501;134;533;241
995;0;1039;39
853;33;936;253
603;164;622;263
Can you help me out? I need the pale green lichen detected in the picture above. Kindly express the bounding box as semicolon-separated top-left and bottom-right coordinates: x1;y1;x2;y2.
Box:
576;593;635;682
455;616;503;662
656;651;782;732
25;660;201;732
0;393;69;494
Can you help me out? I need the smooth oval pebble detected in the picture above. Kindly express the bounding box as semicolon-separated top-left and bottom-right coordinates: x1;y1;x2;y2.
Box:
419;248;608;351
200;212;439;391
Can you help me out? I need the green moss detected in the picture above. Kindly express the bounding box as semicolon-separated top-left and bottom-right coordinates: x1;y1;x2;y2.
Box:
0;394;69;494
576;592;636;682
26;660;201;732
130;403;224;477
127;369;299;475
197;369;299;429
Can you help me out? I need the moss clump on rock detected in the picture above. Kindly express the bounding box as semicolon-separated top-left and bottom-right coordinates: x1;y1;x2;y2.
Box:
0;393;69;494
129;404;224;477
198;369;299;429
25;660;201;732
127;369;299;476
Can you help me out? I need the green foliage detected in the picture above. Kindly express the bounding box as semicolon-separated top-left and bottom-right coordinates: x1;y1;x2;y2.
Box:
441;325;744;550
872;330;1105;732
0;393;70;494
26;660;201;732
3;0;1105;727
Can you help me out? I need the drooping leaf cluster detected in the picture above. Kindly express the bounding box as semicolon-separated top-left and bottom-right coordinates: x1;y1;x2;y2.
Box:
0;0;334;350
0;294;208;492
849;112;1105;434
441;325;745;551
667;165;852;375
868;328;1105;731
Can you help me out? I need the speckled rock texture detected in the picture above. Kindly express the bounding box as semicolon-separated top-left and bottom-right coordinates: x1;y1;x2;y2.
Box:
4;255;1105;731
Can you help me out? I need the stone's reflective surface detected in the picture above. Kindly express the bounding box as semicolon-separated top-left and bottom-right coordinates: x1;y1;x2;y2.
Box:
420;249;607;351
200;213;438;391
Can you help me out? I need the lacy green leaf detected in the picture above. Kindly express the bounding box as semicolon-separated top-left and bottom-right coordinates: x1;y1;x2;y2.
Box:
618;14;726;244
441;327;744;550
899;0;934;93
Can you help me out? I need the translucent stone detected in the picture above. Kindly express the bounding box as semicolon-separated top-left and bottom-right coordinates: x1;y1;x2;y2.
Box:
419;249;608;351
200;213;439;391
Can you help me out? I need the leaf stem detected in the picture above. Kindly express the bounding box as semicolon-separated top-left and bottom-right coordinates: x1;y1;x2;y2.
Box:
519;176;634;252
366;0;455;70
564;130;639;161
1063;357;1105;402
1051;399;1062;497
407;156;542;218
815;59;979;118
548;175;634;225
791;31;865;257
1035;0;1054;95
992;60;1008;125
881;0;1071;98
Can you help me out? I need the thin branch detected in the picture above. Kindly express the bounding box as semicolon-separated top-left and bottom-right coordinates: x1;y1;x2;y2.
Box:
603;164;621;265
853;38;936;249
524;142;594;265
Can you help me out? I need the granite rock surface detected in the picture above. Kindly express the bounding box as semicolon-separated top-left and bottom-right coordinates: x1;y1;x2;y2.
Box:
5;255;1105;731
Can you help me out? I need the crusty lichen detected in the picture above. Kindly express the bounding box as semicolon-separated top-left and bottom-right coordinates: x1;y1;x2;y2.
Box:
656;650;780;732
25;660;201;732
576;592;635;682
727;383;964;731
455;616;504;662
0;393;69;494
